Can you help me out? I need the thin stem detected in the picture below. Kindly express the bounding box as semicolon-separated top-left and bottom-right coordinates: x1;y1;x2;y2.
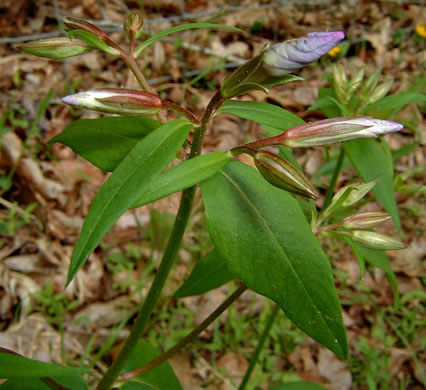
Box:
162;101;200;125
238;304;280;390
118;284;248;382
322;147;345;211
120;51;167;124
96;90;225;390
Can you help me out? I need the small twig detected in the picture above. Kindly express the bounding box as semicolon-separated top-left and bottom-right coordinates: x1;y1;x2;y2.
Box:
118;284;248;382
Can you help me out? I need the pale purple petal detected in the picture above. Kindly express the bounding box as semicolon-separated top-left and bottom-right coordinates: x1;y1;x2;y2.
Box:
264;31;345;76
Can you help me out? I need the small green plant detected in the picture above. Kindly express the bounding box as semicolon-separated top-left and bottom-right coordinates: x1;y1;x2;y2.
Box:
0;10;422;390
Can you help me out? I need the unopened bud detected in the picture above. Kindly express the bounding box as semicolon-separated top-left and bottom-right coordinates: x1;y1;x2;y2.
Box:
280;117;403;148
62;88;162;116
254;150;319;199
367;79;393;104
321;181;377;220
359;68;381;101
331;64;349;103
263;31;345;76
63;17;121;55
344;230;406;250
328;212;391;230
124;13;144;40
18;37;91;59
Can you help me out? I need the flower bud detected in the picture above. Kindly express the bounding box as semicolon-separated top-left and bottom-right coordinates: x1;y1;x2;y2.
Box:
359;68;381;101
367;79;393;104
17;37;91;59
124;13;144;40
280;117;403;148
331;64;349;104
62;88;163;116
321;181;377;220
344;230;406;250
63;17;121;55
327;212;391;231
254;150;319;199
263;31;345;76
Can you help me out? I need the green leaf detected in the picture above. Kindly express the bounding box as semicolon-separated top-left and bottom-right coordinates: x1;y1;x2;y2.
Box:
66;120;192;285
131;152;231;209
201;161;348;358
0;349;88;378
365;92;426;117
121;340;182;390
0;376;88;390
343;138;401;233
135;23;243;57
262;74;304;88
174;249;234;298
121;383;155;390
218;100;304;130
269;381;327;390
68;30;119;55
356;245;399;305
49;117;159;172
312;88;342;118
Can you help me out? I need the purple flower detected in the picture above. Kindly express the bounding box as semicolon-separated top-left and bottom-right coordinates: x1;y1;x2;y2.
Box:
263;31;345;76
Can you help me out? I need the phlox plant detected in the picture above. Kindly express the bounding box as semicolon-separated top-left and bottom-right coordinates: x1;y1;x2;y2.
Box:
1;12;414;390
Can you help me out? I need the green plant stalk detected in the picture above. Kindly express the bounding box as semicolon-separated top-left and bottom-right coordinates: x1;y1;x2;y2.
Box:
120;51;168;124
118;284;248;382
322;147;345;211
96;91;224;390
238;304;280;390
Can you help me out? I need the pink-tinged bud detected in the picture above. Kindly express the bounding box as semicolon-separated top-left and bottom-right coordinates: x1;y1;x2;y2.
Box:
254;150;319;199
323;212;391;231
280;117;403;148
124;13;144;40
62;88;162;116
342;230;406;251
17;37;91;59
263;31;345;76
63;17;121;55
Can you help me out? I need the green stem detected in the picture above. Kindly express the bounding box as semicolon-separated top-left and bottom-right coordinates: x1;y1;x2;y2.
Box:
96;90;225;390
238;304;280;390
118;284;247;383
322;147;345;211
120;51;168;124
162;101;200;125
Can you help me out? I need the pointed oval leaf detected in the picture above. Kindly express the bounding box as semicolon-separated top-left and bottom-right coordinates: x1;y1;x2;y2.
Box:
0;376;88;390
0;349;88;378
217;100;305;131
135;23;243;57
200;161;348;358
343;138;401;232
174;248;233;298
66;120;192;285
121;340;182;390
49;117;159;171
131;152;231;209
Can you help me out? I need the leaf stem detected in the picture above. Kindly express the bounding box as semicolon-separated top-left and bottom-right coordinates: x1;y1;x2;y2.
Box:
238;304;280;390
162;101;200;125
96;90;225;390
118;284;247;382
322;147;345;211
120;51;168;124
